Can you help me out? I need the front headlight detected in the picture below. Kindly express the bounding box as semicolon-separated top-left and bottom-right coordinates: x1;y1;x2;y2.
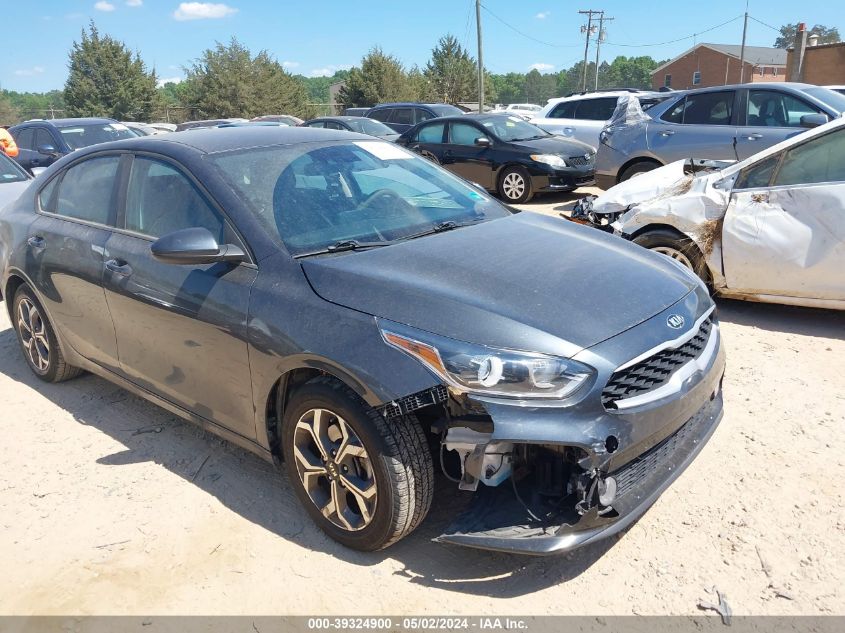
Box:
380;324;592;399
530;154;567;168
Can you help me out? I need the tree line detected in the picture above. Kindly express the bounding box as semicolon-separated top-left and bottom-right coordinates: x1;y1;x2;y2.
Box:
7;19;836;126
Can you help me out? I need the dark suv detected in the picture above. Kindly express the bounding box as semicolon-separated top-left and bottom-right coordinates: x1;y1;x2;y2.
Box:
9;118;136;173
366;102;465;134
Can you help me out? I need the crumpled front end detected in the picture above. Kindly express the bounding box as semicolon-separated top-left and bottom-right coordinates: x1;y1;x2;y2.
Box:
427;286;726;554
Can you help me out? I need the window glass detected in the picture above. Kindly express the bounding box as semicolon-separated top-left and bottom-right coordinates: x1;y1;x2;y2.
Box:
573;97;618;121
58;123;135;150
664;74;672;88
735;154;779;189
747;90;821;128
773;129;845;186
324;121;344;130
125;158;225;240
54;156;120;225
416;123;446;143
38;175;60;211
367;109;390;122
305;121;325;128
449;122;485;145
0;153;29;183
209;140;509;256
478;117;548;142
415;108;435;123
549;101;577;119
33;128;55;150
389;108;414;125
692;71;702;85
13;128;35;150
664;91;734;125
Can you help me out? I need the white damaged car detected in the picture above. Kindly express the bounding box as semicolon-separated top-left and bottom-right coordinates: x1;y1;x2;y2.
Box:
573;115;845;310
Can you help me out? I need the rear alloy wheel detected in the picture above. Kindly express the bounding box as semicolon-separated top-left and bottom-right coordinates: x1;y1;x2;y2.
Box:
498;166;533;203
281;377;433;551
13;285;82;383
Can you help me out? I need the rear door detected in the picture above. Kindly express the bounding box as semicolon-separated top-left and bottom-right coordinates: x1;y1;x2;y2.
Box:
11;127;36;171
722;126;845;300
532;97;617;148
441;121;494;188
102;154;258;437
27;154;121;368
647;90;739;162
734;89;827;160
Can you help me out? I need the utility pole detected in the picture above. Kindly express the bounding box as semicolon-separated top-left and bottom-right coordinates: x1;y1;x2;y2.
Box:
476;0;484;112
579;10;602;91
594;14;613;90
738;0;749;83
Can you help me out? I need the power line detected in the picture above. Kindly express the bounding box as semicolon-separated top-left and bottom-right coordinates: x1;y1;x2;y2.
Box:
748;15;781;33
479;3;581;48
604;15;743;48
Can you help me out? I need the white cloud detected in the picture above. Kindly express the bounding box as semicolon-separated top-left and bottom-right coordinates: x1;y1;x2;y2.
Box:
173;2;237;20
528;62;555;72
536;11;550;19
14;66;46;77
308;64;351;77
282;61;300;69
127;0;143;7
157;76;184;87
94;1;116;11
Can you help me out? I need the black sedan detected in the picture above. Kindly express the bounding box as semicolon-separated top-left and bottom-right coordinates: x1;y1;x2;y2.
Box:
397;114;596;203
301;116;400;141
0;127;723;555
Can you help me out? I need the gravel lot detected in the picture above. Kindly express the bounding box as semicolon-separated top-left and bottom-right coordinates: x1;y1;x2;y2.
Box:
1;194;843;615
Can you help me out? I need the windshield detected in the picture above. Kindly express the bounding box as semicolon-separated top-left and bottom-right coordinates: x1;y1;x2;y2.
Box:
0;152;28;183
479;116;550;141
59;123;137;150
346;119;395;136
804;87;845;114
211;140;510;256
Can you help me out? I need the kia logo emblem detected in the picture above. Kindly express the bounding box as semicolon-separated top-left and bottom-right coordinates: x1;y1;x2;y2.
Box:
667;314;686;329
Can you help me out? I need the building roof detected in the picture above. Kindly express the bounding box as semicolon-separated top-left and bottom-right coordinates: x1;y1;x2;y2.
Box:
651;43;788;75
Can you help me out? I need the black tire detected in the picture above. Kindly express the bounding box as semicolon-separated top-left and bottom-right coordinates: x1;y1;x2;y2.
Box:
633;228;710;285
619;160;661;183
497;166;534;204
280;376;434;551
12;285;82;383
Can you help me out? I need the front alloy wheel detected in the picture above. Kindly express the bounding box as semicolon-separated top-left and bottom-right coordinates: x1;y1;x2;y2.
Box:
292;408;377;531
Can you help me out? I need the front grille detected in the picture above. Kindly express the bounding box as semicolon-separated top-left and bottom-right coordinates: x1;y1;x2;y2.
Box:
602;317;713;409
610;405;709;499
567;154;595;167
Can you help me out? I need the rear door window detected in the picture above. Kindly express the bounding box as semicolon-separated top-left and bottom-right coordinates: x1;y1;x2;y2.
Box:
416;122;446;143
53;156;121;226
662;91;735;125
573;97;619;121
388;108;414;126
549;101;577;119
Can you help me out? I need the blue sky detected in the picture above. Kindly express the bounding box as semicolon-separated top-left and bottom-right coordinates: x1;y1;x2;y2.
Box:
3;0;842;92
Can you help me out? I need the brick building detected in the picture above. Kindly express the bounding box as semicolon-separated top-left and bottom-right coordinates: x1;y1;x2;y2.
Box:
650;43;788;91
787;41;845;84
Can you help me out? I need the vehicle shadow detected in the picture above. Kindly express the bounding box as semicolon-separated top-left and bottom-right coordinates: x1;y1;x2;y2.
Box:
0;324;616;599
715;297;845;339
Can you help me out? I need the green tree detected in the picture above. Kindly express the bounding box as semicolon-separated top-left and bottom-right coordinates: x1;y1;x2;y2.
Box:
64;22;159;121
424;34;477;104
181;38;308;119
774;23;841;48
489;73;526;104
0;94;19;125
338;48;419;108
603;56;659;89
523;69;556;103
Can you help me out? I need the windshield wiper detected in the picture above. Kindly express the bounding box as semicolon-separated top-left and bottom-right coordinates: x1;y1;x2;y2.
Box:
295;239;394;258
397;219;483;243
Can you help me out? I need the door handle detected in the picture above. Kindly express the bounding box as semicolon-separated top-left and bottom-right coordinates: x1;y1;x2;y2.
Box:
105;259;133;276
27;236;46;250
745;133;763;140
659;130;675;137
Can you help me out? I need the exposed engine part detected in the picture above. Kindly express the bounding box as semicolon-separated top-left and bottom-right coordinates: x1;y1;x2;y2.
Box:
569;196;623;231
442;427;513;492
378;384;448;420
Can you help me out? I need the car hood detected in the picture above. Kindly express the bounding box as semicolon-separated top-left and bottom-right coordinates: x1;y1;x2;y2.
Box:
510;135;595;156
300;212;698;355
0;181;31;213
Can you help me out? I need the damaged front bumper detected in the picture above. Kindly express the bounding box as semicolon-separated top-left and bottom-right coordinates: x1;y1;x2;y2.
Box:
433;290;726;555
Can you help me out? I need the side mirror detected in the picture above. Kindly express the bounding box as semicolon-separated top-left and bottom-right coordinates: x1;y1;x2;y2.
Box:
150;227;245;265
37;144;58;156
474;136;491;147
800;113;828;129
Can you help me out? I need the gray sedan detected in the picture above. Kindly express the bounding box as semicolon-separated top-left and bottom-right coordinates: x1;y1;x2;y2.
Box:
0;126;724;554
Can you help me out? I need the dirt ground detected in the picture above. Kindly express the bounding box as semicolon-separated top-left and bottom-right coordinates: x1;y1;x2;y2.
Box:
1;193;843;615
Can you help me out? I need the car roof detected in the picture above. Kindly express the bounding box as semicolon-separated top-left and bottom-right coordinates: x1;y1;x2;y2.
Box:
309;116;373;121
369;103;452;109
545;90;664;105
73;125;375;155
15;117;117;128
